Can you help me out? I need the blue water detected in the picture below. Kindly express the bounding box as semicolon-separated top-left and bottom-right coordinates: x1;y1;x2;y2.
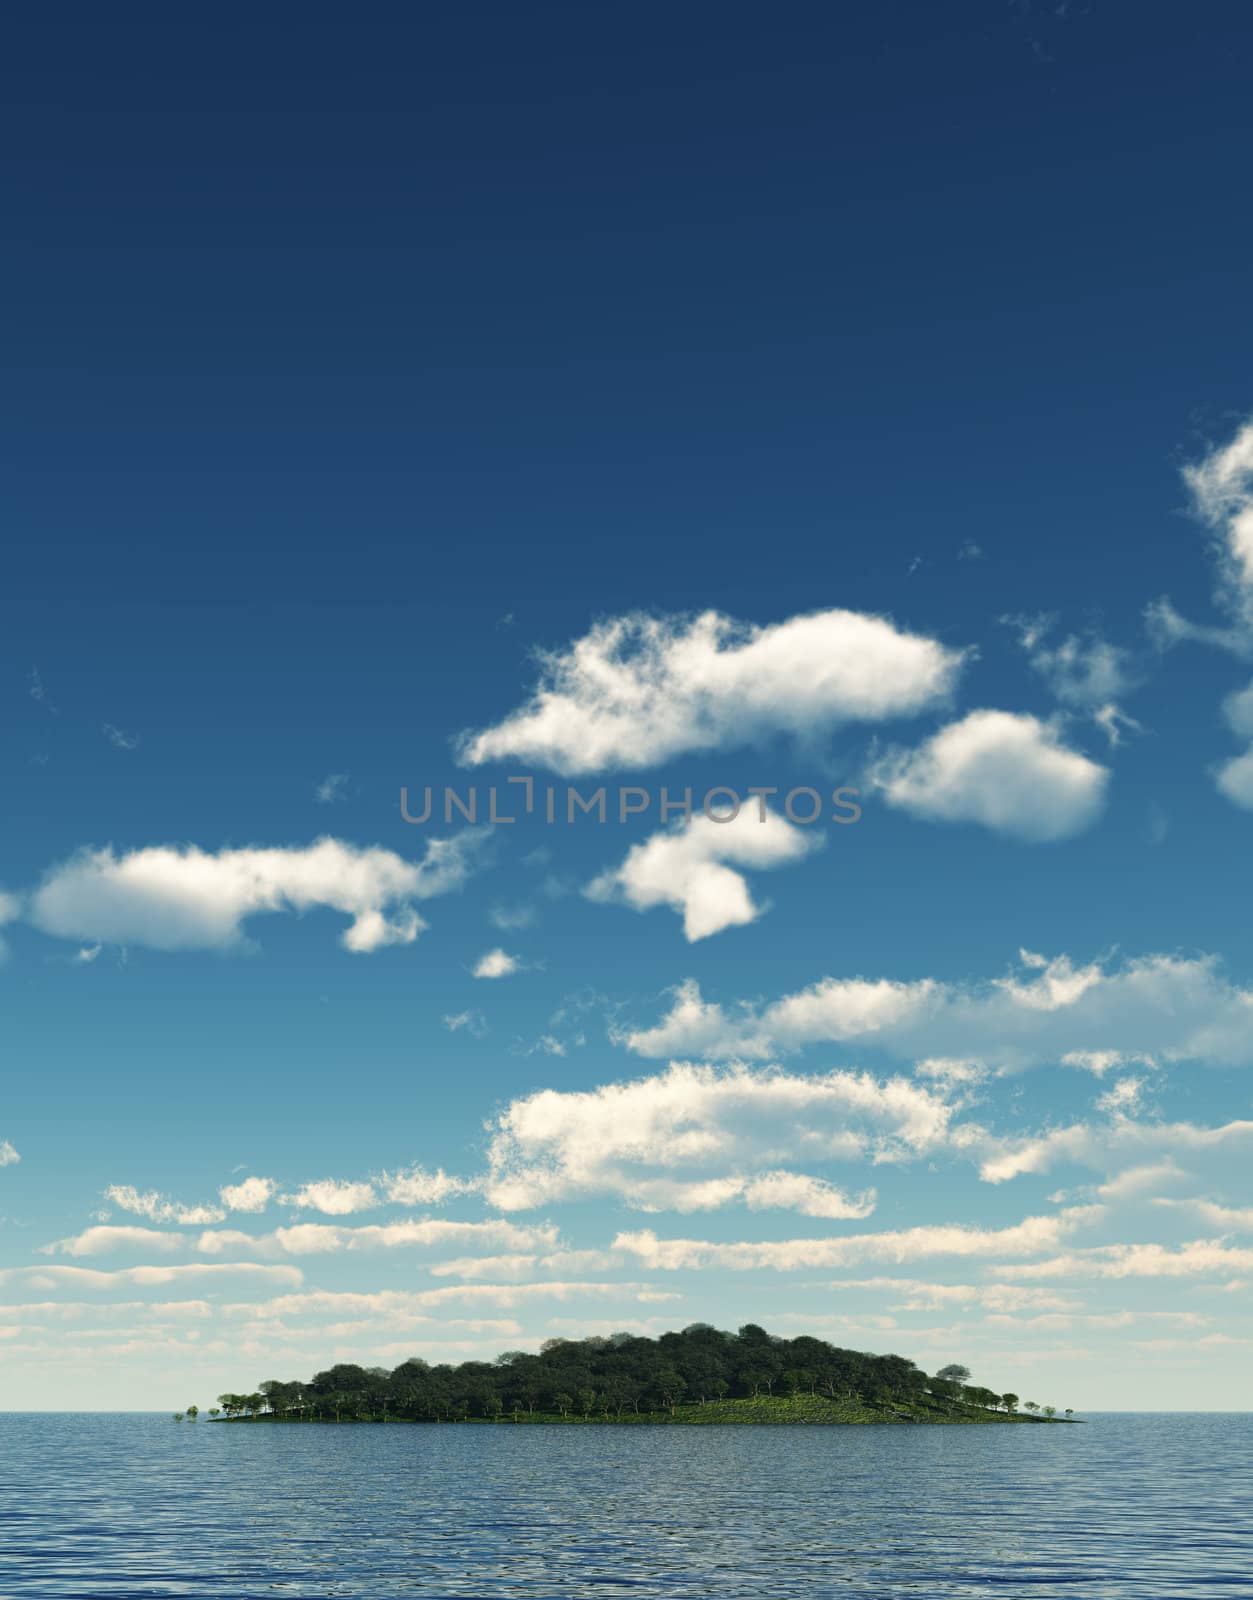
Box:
1;1413;1249;1597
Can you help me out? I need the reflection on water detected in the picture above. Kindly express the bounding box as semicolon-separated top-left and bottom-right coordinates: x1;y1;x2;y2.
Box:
1;1412;1250;1597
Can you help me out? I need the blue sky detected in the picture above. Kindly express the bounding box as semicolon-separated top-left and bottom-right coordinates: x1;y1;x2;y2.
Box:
3;2;1253;1409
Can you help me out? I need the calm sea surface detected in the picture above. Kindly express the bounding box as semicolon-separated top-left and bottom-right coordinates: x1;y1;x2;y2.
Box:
1;1412;1249;1598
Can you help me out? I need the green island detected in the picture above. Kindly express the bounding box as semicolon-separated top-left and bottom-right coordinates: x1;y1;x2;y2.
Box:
174;1324;1078;1425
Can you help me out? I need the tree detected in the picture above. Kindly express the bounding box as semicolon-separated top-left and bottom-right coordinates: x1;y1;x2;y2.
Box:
172;1413;184;1422
1025;1401;1040;1413
220;1324;1013;1429
1001;1393;1019;1414
208;1408;221;1420
186;1405;199;1422
1043;1405;1056;1420
653;1367;686;1417
1064;1408;1074;1418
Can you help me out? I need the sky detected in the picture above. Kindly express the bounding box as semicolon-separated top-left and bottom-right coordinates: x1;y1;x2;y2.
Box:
3;1;1253;1411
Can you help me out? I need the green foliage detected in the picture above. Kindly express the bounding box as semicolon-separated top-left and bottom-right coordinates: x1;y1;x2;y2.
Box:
217;1324;1069;1426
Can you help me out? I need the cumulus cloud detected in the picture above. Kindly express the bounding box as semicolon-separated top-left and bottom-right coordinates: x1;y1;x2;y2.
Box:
457;608;966;774
473;948;521;979
103;1186;225;1225
379;1166;480;1205
614;1207;1096;1272
282;1179;379;1216
587;808;821;942
0;1139;19;1167
622;949;1253;1071
277;1167;479;1212
219;1176;276;1213
1215;746;1253;811
483;1060;952;1213
44;1226;184;1258
27;833;487;955
869;710;1109;840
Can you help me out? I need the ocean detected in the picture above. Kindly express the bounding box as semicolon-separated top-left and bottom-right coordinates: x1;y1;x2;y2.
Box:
2;1412;1249;1597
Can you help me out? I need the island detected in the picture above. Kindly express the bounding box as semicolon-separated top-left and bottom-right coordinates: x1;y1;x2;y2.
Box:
185;1324;1076;1425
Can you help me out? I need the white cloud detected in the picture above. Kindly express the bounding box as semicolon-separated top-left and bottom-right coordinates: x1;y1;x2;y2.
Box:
1183;419;1253;626
44;1226;185;1258
869;710;1109;840
443;1009;487;1037
622;950;1253;1071
1215;746;1253;811
457;608;966;774
219;1176;276;1213
587;808;821;942
379;1166;480;1205
993;1239;1253;1282
282;1179;379;1216
104;1186;225;1225
0;1262;303;1289
0;892;18;963
1006;617;1141;746
815;1277;1081;1313
976;1117;1253;1185
1097;1161;1190;1201
614;1207;1095;1271
473;948;520;979
197;1217;556;1258
238;1281;676;1319
314;773;349;804
27;833;486;955
483;1060;951;1213
489;904;537;931
1224;680;1253;739
0;1139;19;1167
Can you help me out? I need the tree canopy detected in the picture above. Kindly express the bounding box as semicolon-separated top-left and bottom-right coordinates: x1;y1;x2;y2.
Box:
217;1324;1023;1424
